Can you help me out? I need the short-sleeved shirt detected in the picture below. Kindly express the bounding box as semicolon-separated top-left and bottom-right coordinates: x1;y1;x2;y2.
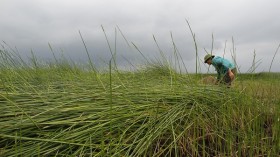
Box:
212;56;235;80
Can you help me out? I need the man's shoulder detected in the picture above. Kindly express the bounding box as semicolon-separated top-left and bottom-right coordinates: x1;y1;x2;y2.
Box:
213;56;223;63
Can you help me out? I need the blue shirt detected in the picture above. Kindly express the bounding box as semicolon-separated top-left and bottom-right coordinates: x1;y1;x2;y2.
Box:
212;56;235;80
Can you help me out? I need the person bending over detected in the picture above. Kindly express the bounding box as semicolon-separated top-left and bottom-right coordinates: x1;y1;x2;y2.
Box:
204;54;236;87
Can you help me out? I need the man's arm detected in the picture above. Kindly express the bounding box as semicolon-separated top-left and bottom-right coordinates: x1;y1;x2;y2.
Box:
228;68;234;81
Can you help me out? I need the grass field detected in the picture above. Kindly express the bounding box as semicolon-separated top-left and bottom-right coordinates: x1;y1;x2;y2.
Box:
0;51;279;157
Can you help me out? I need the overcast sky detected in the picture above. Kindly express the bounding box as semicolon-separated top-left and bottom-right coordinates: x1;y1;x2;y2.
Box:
1;0;280;72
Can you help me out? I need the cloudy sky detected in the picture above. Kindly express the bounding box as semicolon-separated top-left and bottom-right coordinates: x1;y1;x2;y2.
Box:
1;0;280;72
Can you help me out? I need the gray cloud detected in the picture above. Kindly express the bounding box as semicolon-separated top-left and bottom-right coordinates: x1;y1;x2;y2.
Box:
1;0;280;72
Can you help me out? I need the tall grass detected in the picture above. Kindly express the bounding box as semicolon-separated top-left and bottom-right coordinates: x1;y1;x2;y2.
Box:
0;29;280;156
269;43;280;72
186;19;198;74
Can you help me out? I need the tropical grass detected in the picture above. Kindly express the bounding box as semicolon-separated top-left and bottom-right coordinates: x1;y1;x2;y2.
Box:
0;56;279;156
1;31;280;156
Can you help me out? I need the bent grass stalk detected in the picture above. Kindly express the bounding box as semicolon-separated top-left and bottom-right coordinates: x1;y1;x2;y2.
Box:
269;43;280;72
79;30;105;90
185;19;198;74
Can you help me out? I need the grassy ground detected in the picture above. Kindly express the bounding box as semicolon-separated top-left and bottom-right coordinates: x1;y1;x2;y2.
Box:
0;62;279;156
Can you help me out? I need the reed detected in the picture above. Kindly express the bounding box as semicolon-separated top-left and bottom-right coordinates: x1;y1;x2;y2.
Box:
0;30;279;156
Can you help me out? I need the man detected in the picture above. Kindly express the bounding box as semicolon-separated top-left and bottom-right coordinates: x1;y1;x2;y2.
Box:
204;54;236;87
